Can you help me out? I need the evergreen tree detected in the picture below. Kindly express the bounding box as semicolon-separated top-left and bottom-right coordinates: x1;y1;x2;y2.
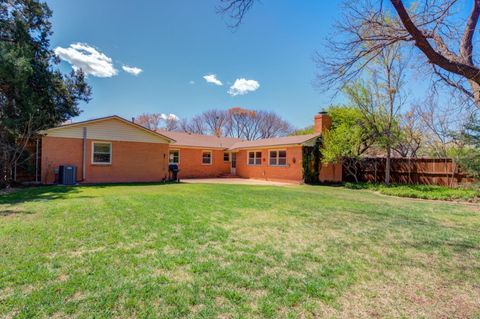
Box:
0;0;91;187
463;114;480;147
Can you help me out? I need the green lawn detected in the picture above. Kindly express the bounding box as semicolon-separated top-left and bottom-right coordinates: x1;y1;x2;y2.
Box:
1;183;479;318
345;182;480;201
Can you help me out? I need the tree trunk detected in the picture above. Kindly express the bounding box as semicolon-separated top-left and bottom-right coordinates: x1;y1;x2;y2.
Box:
344;158;359;183
385;144;391;185
1;150;12;189
468;80;480;107
347;166;359;183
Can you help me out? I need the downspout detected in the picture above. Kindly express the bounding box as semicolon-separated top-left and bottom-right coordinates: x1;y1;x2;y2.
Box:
82;127;87;182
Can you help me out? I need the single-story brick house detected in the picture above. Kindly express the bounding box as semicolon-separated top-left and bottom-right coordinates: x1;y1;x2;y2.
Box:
40;116;174;184
39;112;341;184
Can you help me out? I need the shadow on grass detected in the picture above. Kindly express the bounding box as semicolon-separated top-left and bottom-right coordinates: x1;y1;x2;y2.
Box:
0;209;35;216
0;185;84;205
0;181;179;205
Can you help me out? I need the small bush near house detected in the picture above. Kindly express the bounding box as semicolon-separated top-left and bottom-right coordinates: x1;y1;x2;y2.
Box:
345;182;480;201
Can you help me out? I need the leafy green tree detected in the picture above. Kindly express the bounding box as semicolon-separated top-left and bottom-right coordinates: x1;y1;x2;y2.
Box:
343;40;406;185
0;0;91;188
452;114;480;179
290;126;314;136
448;147;480;180
321;106;374;182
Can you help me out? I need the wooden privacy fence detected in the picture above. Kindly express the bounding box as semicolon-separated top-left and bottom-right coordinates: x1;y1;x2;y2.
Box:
344;157;476;186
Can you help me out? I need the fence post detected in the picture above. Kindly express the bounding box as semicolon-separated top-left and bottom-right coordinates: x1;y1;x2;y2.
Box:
450;158;456;187
353;156;471;187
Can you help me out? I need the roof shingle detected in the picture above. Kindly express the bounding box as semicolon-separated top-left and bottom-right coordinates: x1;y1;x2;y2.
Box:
158;130;320;150
227;134;320;150
158;130;242;149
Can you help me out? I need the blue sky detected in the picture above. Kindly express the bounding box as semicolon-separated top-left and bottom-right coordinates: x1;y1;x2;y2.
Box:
46;0;344;129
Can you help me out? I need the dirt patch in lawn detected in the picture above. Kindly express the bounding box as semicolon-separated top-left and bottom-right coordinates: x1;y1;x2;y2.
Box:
322;267;480;319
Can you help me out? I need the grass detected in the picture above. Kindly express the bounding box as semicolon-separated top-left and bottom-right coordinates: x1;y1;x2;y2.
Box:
345;182;480;201
0;183;479;318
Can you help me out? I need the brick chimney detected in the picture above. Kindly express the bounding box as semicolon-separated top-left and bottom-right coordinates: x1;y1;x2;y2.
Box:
314;111;332;134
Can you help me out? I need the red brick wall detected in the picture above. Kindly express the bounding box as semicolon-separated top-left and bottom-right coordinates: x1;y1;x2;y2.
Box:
314;114;332;134
174;148;231;179
41;137;343;184
41;136;83;184
41;136;169;184
235;146;304;183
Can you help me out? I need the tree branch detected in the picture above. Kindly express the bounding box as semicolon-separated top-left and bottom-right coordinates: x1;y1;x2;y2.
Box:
460;0;480;64
390;0;480;82
217;0;256;27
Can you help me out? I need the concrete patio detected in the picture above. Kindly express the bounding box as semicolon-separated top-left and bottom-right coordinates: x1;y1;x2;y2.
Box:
181;178;297;186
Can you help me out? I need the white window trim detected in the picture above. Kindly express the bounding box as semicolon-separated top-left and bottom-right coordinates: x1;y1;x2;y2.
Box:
269;149;287;167
247;150;262;166
91;141;112;165
202;150;213;165
223;152;230;163
169;149;180;165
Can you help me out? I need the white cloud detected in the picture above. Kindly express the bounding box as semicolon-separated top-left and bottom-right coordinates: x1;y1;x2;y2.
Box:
203;74;223;86
54;43;117;78
228;78;260;96
189;80;195;85
122;65;143;76
161;113;179;121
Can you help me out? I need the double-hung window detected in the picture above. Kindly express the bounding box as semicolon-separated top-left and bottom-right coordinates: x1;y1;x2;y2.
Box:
248;151;262;165
92;142;112;164
269;150;287;166
169;150;179;164
202;151;212;165
223;152;230;162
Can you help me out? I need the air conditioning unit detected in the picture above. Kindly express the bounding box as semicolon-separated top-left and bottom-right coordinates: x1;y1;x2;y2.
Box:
58;165;77;185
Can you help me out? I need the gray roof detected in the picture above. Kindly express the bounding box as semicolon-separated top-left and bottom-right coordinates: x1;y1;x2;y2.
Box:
228;134;320;150
158;130;242;149
158;130;320;150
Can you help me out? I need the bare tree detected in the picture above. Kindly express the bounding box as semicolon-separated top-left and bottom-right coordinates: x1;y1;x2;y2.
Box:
178;107;294;140
179;115;207;135
394;107;423;157
415;95;469;157
414;94;476;185
225;108;293;140
135;113;163;130
177;118;191;133
318;0;480;108
219;0;480;108
134;113;179;131
0;115;36;186
202;109;230;137
164;116;179;131
258;111;294;138
226;107;260;140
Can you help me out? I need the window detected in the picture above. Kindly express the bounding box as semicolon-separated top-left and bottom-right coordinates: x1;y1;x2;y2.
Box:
92;142;112;164
248;151;262;165
269;150;287;166
224;152;230;162
202;151;212;165
169;150;179;164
